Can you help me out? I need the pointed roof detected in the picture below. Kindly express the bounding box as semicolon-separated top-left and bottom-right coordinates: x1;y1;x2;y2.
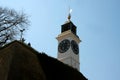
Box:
0;41;46;80
0;41;87;80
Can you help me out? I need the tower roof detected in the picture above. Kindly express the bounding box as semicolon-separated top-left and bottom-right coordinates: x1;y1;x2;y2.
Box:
61;9;79;36
61;20;77;36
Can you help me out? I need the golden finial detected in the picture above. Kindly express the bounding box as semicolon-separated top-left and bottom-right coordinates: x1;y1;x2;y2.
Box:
68;8;72;21
68;13;71;21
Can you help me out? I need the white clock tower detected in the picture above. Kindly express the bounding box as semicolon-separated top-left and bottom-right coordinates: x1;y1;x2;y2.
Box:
56;14;81;71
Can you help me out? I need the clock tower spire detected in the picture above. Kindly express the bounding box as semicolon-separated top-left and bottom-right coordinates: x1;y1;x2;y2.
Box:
56;12;81;71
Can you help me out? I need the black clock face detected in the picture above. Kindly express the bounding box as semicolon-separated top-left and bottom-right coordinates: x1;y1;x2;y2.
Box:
58;39;70;53
71;40;79;54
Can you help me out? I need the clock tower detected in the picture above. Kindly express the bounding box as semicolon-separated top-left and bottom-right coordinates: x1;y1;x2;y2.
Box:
56;14;81;71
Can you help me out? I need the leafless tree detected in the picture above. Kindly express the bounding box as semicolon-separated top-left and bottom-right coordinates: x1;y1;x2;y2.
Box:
0;7;29;47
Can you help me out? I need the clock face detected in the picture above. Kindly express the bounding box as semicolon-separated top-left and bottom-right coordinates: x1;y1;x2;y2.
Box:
71;40;79;54
58;39;70;53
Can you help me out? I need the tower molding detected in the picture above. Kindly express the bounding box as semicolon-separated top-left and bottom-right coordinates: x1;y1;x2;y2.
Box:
56;30;81;43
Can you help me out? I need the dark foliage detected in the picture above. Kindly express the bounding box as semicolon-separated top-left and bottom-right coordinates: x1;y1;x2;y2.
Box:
0;7;29;47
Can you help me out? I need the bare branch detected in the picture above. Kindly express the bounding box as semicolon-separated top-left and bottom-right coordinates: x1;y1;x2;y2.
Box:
0;7;29;47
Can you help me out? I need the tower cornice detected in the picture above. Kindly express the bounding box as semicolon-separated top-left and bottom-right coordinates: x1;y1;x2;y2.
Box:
56;30;81;43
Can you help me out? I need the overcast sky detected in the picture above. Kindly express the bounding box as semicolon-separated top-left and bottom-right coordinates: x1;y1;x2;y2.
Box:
0;0;120;80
